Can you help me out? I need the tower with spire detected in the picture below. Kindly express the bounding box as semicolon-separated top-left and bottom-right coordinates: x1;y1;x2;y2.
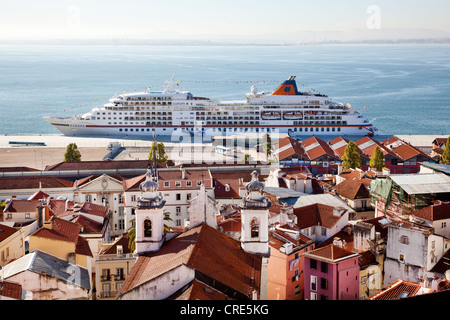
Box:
135;168;166;255
239;170;271;256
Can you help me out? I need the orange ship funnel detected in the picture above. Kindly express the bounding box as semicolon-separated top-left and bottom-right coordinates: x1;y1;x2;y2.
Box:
272;76;299;95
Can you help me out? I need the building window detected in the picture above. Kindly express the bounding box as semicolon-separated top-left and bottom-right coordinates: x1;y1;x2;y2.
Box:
250;218;259;238
310;259;317;270
164;181;170;187
144;219;152;237
321;227;327;236
187;193;191;201
320;295;328;300
310;275;317;291
442;222;447;228
176;206;181;216
186;180;192;187
321;278;328;290
400;235;409;245
176;193;181;201
321;261;328;273
175;181;181;187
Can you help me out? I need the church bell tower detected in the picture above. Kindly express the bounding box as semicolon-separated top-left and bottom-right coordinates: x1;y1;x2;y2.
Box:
135;169;166;255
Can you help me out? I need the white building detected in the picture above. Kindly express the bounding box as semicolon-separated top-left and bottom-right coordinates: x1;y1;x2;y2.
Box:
383;220;450;287
123;168;214;230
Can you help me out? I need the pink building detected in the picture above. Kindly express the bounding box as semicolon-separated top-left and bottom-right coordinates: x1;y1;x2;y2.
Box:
304;244;360;300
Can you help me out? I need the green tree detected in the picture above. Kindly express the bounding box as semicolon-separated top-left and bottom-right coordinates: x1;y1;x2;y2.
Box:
370;145;385;171
64;143;81;162
263;133;272;157
441;137;450;165
342;141;361;170
149;141;168;163
241;153;250;162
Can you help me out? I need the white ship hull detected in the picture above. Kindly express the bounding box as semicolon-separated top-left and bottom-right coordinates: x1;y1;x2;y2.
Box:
44;76;380;138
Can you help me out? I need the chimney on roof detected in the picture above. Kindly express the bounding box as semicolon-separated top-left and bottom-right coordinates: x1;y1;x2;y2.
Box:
337;165;343;175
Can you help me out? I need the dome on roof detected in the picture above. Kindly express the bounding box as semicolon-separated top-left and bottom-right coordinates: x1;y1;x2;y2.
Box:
139;169;158;193
245;170;264;193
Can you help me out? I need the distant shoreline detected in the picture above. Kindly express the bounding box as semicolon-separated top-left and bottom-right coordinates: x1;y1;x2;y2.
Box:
1;39;450;46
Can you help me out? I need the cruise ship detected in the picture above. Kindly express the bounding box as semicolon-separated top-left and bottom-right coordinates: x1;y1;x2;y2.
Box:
43;76;380;138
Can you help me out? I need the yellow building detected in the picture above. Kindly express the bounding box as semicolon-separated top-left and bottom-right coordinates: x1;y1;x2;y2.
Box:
0;223;26;267
28;217;93;270
94;234;136;300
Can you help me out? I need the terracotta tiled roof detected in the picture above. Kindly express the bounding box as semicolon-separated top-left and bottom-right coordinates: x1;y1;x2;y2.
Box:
212;172;243;198
48;199;74;217
335;178;371;200
306;244;358;262
293;203;347;229
72;214;103;234
100;234;132;255
302;136;340;161
0;280;23;300
45;159;166;171
75;235;93;257
367;279;431;300
0;176;73;190
77;202;109;217
391;143;431;161
355;136;398;158
117;223;262;299
31;217;81;244
27;190;50;201
411;201;450;221
0;224;20;242
123;169;213;191
168;279;232;300
4;200;41;213
276;137;307;160
218;218;241;232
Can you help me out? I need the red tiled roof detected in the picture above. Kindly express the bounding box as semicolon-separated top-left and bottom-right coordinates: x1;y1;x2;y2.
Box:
302;136;340;161
168;279;232;300
355;136;398;158
27;190;50;201
4;200;41;213
31;217;81;244
0;176;73;190
75;235;93;257
368;279;430;300
335;178;371;200
99;234;132;255
45;159;166;171
0;224;20;242
306;243;358;262
117;223;261;299
391;143;430;161
72;214;103;234
293;203;347;229
77;202;109;217
276;137;307;161
411;201;450;221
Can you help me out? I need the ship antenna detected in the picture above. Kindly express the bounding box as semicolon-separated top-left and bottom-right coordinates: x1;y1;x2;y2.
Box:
163;73;176;94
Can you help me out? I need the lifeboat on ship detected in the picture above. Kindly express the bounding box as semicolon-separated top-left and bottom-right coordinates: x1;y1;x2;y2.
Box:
283;111;303;120
261;111;281;120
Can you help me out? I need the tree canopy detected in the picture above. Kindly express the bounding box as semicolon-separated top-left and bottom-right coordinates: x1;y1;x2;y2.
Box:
64;143;81;162
342;141;361;170
370;145;385;171
441;137;450;165
149;141;168;163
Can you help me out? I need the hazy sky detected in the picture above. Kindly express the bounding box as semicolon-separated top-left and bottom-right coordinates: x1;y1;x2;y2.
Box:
1;0;450;40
